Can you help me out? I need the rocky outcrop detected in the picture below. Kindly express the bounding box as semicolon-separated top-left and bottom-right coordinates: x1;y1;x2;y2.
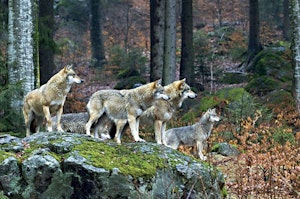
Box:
0;132;225;199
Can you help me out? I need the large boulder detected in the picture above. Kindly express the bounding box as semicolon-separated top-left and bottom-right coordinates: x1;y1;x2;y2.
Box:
0;132;225;199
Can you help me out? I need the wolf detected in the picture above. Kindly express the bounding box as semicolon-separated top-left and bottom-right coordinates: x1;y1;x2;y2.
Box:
22;65;84;137
142;79;197;144
85;79;169;143
163;108;220;160
52;112;112;139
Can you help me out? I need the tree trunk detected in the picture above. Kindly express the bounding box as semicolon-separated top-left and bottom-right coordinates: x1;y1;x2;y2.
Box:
248;0;261;54
90;0;105;68
290;0;300;114
150;0;164;81
39;0;55;85
162;0;176;85
7;0;37;109
180;0;194;86
240;0;262;71
283;0;290;41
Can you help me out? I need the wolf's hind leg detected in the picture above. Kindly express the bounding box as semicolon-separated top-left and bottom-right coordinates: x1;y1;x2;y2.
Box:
128;115;145;142
85;112;102;136
25;111;34;137
43;106;53;132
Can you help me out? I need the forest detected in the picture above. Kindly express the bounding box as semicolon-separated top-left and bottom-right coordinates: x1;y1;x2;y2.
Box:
0;0;300;198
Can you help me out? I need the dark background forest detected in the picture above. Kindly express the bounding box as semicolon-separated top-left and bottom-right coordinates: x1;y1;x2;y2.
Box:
0;0;299;198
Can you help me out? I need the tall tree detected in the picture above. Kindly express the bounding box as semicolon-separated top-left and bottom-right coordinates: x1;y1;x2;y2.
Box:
162;0;176;85
180;0;194;86
290;0;300;114
39;0;55;85
150;0;165;81
90;0;105;68
240;0;262;71
7;0;37;109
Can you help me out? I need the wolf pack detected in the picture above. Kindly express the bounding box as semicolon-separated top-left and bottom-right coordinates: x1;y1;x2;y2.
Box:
22;65;220;160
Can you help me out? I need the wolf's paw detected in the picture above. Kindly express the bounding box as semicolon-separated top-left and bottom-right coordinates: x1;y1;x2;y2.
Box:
57;128;64;132
200;156;207;161
136;138;146;142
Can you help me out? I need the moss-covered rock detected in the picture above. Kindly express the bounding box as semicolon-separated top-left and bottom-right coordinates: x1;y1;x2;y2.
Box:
0;132;225;198
200;87;251;112
114;75;146;89
245;76;282;95
247;48;292;78
220;72;250;84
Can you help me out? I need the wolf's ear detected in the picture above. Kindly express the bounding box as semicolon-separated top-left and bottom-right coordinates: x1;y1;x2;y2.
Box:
64;65;73;72
155;79;162;87
177;78;186;89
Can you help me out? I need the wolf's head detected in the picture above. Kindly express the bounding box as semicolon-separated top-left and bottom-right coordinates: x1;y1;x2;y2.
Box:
153;79;170;100
63;65;84;84
178;78;197;100
200;108;220;124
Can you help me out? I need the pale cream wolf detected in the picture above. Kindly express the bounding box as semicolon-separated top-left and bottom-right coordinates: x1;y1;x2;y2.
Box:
22;65;83;137
85;80;169;143
142;79;197;144
163;108;220;160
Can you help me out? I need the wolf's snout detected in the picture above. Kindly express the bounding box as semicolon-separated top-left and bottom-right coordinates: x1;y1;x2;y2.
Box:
192;93;198;98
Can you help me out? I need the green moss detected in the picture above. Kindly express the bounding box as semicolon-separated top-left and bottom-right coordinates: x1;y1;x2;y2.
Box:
220;72;249;84
211;143;221;152
264;90;295;109
197;88;251;112
0;150;16;163
221;187;228;198
73;140;167;178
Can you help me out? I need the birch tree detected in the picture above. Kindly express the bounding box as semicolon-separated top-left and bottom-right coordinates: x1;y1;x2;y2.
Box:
7;0;37;109
290;0;300;113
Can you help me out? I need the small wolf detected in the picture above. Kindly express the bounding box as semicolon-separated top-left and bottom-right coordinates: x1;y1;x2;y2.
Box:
22;65;83;137
52;112;112;139
85;79;169;143
163;108;220;160
142;79;197;144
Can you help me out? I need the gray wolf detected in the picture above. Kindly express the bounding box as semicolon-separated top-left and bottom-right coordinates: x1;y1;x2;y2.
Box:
52;112;112;139
22;65;83;137
163;108;220;160
85;79;169;143
142;79;197;144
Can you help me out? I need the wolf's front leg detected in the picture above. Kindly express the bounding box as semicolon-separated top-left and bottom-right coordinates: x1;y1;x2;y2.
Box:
196;141;207;160
154;120;163;144
128;115;145;142
114;120;128;144
43;106;53;132
56;106;64;132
